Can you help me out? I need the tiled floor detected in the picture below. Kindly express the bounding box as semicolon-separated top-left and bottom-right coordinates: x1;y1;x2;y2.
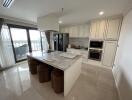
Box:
0;62;119;100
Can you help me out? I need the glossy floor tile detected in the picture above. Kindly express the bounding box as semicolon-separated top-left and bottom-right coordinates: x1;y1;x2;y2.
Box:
0;62;119;100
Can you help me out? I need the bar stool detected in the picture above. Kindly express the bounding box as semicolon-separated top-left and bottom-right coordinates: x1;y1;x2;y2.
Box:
37;63;52;83
51;69;64;93
28;57;39;74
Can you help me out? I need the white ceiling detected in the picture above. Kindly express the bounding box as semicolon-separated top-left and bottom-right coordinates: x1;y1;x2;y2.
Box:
0;0;132;25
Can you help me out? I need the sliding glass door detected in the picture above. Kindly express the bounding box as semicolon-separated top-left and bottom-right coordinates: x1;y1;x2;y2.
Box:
10;27;29;62
8;25;47;63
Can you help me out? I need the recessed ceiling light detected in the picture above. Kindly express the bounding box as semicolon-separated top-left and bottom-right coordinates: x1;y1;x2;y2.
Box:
58;20;62;24
99;11;104;15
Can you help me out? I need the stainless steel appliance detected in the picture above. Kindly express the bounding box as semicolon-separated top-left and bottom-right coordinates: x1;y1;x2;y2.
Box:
90;40;103;48
53;33;69;52
88;40;104;61
88;49;102;61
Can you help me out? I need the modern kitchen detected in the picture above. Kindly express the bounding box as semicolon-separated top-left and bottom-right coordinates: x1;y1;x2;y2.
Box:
26;15;123;97
0;0;132;100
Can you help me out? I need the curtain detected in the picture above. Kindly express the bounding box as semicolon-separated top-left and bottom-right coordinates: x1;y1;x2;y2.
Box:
45;31;51;49
41;32;49;51
0;25;15;68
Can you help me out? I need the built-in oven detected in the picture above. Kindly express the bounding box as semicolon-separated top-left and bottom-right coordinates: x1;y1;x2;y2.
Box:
89;41;103;49
88;49;102;61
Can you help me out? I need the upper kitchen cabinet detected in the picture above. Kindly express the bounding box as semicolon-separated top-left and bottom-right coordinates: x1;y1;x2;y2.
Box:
70;26;78;38
78;24;89;38
105;17;122;40
60;24;89;38
90;16;122;40
90;20;107;40
37;14;59;31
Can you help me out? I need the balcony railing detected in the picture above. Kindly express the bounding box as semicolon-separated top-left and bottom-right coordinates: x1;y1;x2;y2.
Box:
13;40;41;51
13;40;41;61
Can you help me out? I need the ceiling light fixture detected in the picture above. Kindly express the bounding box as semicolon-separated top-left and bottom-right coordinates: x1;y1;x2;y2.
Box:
58;8;64;24
58;20;62;24
99;11;104;15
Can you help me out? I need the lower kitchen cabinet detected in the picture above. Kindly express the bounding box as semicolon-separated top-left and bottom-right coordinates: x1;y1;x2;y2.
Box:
102;41;118;67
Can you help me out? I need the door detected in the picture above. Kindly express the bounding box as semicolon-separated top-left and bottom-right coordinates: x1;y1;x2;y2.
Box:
58;34;63;51
102;41;117;67
106;18;122;40
10;27;29;62
53;34;59;51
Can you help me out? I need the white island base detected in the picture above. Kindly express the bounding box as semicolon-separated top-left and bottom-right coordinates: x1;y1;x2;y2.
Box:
64;57;82;96
27;51;82;96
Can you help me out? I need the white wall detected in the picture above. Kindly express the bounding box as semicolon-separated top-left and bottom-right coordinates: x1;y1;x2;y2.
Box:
113;9;132;100
37;14;59;31
0;15;37;27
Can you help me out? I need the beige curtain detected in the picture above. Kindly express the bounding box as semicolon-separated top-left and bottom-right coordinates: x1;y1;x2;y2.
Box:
0;25;15;68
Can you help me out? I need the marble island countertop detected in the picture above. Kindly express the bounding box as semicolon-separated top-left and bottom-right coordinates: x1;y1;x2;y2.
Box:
27;51;82;71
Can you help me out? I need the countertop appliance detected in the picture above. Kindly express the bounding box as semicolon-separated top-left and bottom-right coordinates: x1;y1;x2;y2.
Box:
53;33;69;52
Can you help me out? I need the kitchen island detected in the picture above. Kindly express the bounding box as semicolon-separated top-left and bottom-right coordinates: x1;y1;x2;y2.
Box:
27;51;82;96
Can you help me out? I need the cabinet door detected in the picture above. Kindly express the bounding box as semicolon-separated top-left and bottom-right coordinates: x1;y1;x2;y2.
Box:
65;27;69;33
60;27;64;33
69;27;73;37
78;25;84;38
72;26;78;38
102;41;117;67
98;20;106;39
106;18;122;40
84;24;89;38
90;21;97;39
90;20;106;39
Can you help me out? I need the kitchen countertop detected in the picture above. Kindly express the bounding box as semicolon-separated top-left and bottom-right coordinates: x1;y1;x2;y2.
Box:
27;51;81;71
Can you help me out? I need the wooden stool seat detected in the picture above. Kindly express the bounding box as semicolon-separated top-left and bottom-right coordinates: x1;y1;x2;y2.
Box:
51;69;64;93
37;63;51;83
28;57;39;74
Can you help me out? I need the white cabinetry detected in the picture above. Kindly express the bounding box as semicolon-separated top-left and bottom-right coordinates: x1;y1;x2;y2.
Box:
90;17;122;40
90;20;106;39
105;18;122;40
60;24;89;38
78;24;89;38
102;41;117;67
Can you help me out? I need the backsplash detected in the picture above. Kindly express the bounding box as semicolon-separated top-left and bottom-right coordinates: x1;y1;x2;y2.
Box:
69;38;89;48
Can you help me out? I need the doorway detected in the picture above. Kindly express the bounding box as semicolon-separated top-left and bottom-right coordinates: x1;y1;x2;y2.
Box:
8;25;41;62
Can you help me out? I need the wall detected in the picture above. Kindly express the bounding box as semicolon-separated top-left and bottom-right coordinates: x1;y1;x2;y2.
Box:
37;14;59;31
0;15;37;28
113;9;132;100
69;38;89;48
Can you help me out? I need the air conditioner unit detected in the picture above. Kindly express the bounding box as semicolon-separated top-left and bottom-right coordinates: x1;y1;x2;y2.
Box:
3;0;14;8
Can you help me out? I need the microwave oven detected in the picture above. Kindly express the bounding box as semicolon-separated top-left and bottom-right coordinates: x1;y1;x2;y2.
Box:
89;41;103;49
